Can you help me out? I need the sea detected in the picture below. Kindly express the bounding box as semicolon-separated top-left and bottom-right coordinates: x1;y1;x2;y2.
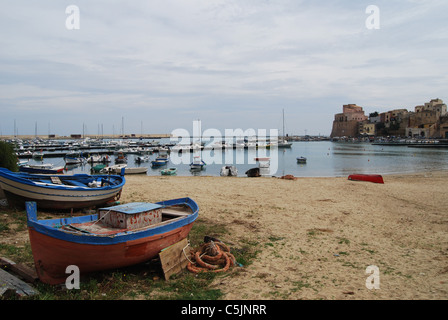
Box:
21;139;448;177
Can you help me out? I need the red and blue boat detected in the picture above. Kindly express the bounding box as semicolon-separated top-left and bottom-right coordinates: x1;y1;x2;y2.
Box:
25;198;199;285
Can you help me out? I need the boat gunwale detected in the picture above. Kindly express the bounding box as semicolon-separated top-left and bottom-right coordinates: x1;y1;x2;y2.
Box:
25;198;199;245
0;168;125;192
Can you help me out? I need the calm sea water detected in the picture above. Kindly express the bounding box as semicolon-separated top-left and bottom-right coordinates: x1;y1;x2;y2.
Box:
25;140;448;177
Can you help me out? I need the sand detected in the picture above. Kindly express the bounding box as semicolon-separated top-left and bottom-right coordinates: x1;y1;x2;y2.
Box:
1;171;447;300
120;171;448;300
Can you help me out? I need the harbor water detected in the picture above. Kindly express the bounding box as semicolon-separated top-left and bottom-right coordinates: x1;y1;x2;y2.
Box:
19;139;448;177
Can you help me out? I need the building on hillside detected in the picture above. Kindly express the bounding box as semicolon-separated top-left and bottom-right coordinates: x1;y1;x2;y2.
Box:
406;99;447;138
330;104;368;138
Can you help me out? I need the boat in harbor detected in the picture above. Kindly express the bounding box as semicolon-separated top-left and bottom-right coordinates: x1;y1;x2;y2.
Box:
25;197;199;284
161;168;177;175
135;155;150;163
122;167;148;175
64;151;87;165
19;163;64;174
115;152;127;164
190;156;206;171
297;156;307;164
0;167;125;210
348;174;384;184
220;166;238;177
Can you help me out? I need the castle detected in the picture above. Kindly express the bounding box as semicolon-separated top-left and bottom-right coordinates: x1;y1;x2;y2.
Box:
330;99;448;139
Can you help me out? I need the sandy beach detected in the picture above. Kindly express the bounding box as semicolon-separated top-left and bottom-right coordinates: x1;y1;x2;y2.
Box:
119;171;448;300
1;170;447;300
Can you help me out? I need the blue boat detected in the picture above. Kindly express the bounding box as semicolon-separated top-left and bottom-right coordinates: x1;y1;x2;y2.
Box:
26;197;198;284
0;167;125;210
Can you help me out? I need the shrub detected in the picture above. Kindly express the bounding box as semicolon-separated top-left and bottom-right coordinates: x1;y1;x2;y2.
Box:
0;141;18;172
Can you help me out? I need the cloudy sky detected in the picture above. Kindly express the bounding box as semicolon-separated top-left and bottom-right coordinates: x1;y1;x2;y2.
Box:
1;0;447;137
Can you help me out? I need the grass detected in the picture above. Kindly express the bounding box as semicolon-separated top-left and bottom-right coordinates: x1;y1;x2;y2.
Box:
0;207;259;300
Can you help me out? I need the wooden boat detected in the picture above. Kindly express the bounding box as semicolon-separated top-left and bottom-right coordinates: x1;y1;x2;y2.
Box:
161;168;177;176
135;155;150;163
297;156;307;164
0;167;125;210
122;167;148;175
25;197;199;285
64;151;86;165
90;164;107;174
115;152;127;164
151;158;168;167
245;167;260;177
19;164;64;174
348;174;384;184
220;166;238;177
190;156;206;171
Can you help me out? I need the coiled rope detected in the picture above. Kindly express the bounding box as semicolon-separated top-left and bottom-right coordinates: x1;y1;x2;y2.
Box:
187;237;236;274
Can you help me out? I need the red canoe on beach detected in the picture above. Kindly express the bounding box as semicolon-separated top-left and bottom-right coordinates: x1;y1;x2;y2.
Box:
348;174;384;184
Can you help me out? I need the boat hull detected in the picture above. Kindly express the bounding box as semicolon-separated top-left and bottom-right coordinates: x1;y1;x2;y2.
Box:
28;222;194;285
348;174;384;184
0;168;125;210
26;198;198;284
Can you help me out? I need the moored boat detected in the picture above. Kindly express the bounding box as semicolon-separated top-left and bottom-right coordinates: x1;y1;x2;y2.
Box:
220;166;238;177
19;164;64;174
190;156;206;171
297;156;307;164
161;168;177;175
0;167;125;210
348;174;384;184
25;197;199;285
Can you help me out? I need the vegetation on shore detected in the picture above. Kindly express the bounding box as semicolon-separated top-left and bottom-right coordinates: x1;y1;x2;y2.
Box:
0;206;259;300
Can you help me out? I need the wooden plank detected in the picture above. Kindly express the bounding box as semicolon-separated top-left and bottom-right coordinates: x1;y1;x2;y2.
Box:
159;238;190;280
0;268;38;297
0;257;39;283
51;176;62;184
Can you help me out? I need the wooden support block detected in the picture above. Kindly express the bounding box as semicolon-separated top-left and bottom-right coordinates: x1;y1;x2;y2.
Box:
51;176;62;184
0;268;38;297
159;238;190;280
0;257;38;284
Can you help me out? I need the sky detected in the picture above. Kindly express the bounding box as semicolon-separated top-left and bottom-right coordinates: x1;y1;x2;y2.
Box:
1;0;447;137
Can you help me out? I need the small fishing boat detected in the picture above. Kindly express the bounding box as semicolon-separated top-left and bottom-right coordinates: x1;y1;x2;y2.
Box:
0;167;125;210
151;158;168;167
190;156;206;171
297;157;307;164
161;168;177;176
64;151;87;165
25;197;199;284
220;166;238;177
32;151;44;160
115;152;127;164
245;167;260;177
122;167;148;175
348;174;384;184
19;164;64;174
135;155;150;163
90;164;107;174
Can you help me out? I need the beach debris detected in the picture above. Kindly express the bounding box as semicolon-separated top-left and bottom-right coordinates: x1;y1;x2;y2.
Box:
279;175;298;180
187;236;236;274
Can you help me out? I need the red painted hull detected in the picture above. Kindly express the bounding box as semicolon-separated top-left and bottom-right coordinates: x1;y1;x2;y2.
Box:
28;223;194;285
348;174;384;184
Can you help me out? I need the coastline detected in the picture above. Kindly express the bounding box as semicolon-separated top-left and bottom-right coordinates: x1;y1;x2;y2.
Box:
1;170;446;300
117;169;448;300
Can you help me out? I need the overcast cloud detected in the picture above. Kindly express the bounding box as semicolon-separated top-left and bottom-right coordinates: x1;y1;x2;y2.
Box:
1;0;447;136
